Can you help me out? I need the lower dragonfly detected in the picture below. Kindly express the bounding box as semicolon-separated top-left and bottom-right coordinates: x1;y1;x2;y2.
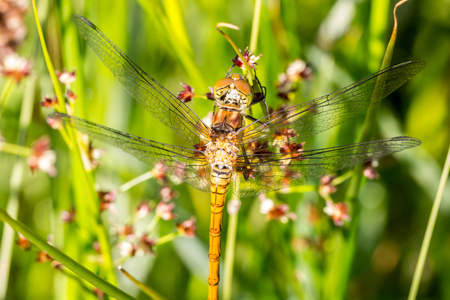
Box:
52;15;425;300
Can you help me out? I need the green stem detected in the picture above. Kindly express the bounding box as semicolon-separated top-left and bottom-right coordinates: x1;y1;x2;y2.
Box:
156;232;179;245
0;142;32;157
119;171;154;193
408;145;450;300
119;266;167;300
30;0;66;113
249;0;262;52
223;198;240;300
0;207;136;300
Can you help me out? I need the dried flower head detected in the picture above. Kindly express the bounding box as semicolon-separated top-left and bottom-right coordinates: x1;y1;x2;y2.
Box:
40;95;57;108
231;47;262;71
60;207;76;223
276;59;313;101
177;83;195;102
323;200;351;226
0;53;30;82
363;161;380;180
57;70;76;87
280;141;305;164
66;89;77;102
259;194;296;223
36;250;53;263
27;136;57;176
151;161;169;184
98;190;117;213
135;201;152;219
176;217;197;237
16;233;31;250
155;202;176;220
319;175;337;199
205;87;215;100
135;235;156;255
0;0;28;59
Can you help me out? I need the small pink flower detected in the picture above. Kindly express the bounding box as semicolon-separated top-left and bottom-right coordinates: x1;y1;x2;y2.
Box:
98;190;117;212
57;70;76;86
117;224;134;238
118;241;134;257
60;207;76;223
232;47;262;70
66;89;77;102
323;200;351;226
285;59;313;81
27;136;57;176
176;217;197;237
151;161;169;183
40;95;57;108
0;53;30;82
156;202;176;220
135;202;151;218
259;194;296;223
363;161;380;180
319;175;337;199
205;87;215;100
135;235;156;255
160;186;178;202
177;83;195;102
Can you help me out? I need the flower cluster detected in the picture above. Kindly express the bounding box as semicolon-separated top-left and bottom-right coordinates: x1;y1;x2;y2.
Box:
259;194;296;223
323;200;351;227
276;59;313;101
27;136;57;177
232;47;262;71
0;0;29;82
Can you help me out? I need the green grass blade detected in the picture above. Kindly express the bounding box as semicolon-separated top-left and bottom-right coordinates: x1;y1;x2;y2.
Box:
408;144;450;299
0;207;136;300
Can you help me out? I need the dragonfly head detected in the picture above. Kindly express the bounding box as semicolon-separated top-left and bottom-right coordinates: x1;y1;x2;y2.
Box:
213;74;253;110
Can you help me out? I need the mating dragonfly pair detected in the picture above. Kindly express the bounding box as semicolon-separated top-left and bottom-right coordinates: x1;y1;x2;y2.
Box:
53;15;424;299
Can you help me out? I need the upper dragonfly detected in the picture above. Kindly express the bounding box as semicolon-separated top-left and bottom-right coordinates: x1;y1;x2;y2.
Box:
53;15;425;300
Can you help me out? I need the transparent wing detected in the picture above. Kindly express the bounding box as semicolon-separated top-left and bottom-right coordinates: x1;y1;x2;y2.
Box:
237;60;425;145
232;136;420;197
73;15;209;145
52;113;211;193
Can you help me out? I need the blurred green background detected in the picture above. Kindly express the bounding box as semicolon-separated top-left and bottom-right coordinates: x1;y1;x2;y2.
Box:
0;0;449;299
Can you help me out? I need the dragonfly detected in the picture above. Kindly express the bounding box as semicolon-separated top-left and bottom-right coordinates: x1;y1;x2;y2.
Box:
53;15;425;300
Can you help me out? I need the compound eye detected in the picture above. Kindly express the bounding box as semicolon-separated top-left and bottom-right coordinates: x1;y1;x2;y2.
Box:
214;77;234;95
234;79;253;101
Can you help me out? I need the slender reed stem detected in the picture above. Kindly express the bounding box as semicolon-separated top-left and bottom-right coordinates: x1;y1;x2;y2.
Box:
223;197;240;300
30;0;66;113
0;142;32;157
408;145;450;300
250;0;262;52
119;266;167;300
156;232;179;245
119;171;154;192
